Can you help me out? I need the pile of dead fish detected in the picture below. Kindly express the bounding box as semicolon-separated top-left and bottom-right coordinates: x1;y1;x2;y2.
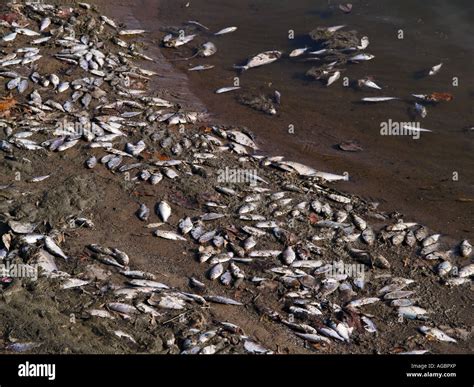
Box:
0;2;472;354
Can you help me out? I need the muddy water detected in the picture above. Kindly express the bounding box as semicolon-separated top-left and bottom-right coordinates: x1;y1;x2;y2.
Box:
126;0;472;239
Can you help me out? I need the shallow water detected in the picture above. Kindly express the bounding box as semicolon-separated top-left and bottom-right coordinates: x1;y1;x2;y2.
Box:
132;0;473;238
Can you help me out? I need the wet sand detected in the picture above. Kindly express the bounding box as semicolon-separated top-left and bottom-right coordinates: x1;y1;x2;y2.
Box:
123;0;473;240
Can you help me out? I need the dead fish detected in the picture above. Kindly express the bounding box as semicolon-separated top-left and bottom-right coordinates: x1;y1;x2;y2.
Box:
339;3;353;13
135;303;161;317
204;295;243;305
190;277;206;289
121;270;156;280
238;203;257;214
101;15;118;28
200;42;217;57
188;64;215;71
7;77;21;90
208;263;224;280
458;263;474;278
154;230;186;241
44;236;68;260
384;290;415;300
326;25;346;33
162;33;196;48
234;51;282;71
398;306;428;320
61;278;90;289
289;47;308;57
136;204;150;221
358;77;381;90
429;63;443;76
347;297;379;309
357;36;369;49
281;246;296;265
295;332;331;344
179;217;193;234
214;26;238;36
108;302;138;315
40;17;51;32
85;156;97;169
187;20;210;30
327;71;341;86
216;86;241;94
391;299;414;307
119;29;146;35
157;201;171;222
445;277;470;287
2;32;17;42
6;342;42;353
362;97;398;102
414;103;427;118
244;341;270;354
460;240;472;257
361;316;377;333
128;279;169;289
349;53;374;62
419;326;456;343
361;228;375;245
88;309;115;319
422;234;441;247
436;261;452;277
227;130;259;149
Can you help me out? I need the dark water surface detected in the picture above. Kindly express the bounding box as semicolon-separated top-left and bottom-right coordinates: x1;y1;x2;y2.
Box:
132;0;473;238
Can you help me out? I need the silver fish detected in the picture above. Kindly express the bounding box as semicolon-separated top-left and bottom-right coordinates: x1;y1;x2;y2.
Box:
214;26;238;36
188;64;215;71
234;50;282;71
154;230;186;241
157;201;172;222
136;204;150;221
216;86;241;94
428;63;443;76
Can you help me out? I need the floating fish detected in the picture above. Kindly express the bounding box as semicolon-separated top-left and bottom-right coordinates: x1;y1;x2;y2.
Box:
188;64;215;71
289;47;308;57
349;53;375;62
326;25;346;33
327;71;341;86
429;63;443;76
214;26;238;36
234;51;282;71
358;78;381;90
216;86;241;94
361;97;398;102
357;36;369;49
119;29;146;35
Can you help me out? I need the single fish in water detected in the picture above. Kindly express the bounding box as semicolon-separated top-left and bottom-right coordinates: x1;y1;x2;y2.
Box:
429;63;443;76
216;86;241;94
234;51;282;71
214;26;238;36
